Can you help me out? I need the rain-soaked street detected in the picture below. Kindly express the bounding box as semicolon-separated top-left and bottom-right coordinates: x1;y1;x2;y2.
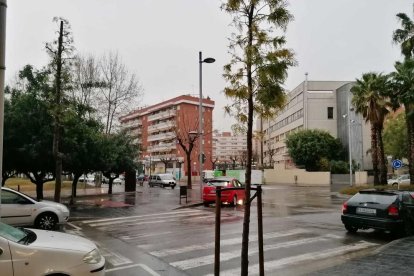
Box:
64;184;395;276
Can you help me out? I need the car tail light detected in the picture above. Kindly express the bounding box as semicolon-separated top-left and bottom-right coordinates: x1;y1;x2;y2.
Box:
342;202;348;214
388;204;399;217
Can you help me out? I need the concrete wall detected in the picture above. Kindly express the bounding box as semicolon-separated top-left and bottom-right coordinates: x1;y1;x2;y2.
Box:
264;164;330;186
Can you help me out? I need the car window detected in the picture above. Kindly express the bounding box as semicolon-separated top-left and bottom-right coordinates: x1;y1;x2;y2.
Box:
160;175;174;180
348;193;398;205
2;190;31;204
209;180;230;187
157;176;161;180
233;180;243;188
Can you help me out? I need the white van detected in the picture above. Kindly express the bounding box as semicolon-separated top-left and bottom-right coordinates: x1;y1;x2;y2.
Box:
149;174;176;189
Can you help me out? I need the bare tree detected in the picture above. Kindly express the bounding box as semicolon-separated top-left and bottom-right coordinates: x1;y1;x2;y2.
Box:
210;156;219;169
45;17;74;203
175;116;200;189
266;143;276;168
239;150;248;168
98;51;143;134
159;155;175;173
71;54;101;117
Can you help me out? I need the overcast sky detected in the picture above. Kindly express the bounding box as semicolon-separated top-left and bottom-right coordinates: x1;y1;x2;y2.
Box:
4;0;412;131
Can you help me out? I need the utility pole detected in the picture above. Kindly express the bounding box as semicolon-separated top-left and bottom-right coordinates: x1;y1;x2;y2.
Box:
0;0;7;219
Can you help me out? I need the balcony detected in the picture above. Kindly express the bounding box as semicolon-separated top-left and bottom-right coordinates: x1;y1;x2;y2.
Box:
148;142;177;153
148;109;176;122
130;128;142;136
148;120;175;133
147;131;175;142
122;119;142;129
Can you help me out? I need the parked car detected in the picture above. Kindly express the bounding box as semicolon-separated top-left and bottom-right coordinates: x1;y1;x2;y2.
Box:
341;189;414;235
0;222;105;276
149;174;176;189
387;174;410;186
1;187;70;230
202;177;245;207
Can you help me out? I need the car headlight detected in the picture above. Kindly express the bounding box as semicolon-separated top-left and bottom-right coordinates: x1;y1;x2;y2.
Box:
83;248;103;264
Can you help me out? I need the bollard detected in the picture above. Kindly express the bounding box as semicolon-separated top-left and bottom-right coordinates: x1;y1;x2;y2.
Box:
257;185;264;276
214;186;221;276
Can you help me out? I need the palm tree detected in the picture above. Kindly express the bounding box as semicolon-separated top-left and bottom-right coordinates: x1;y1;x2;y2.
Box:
351;73;391;185
390;59;414;184
393;5;414;59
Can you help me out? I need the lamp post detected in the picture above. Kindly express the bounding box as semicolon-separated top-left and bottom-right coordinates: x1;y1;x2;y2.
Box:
0;0;6;218
198;51;215;199
145;154;152;179
343;92;353;187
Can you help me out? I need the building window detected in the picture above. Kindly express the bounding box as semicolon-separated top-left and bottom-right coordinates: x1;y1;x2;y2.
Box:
327;107;334;119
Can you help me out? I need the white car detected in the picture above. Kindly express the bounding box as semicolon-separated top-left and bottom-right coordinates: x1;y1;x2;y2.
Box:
387;174;411;186
1;187;70;230
0;222;105;276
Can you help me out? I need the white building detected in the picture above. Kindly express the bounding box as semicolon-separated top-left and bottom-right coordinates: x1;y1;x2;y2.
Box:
261;80;372;170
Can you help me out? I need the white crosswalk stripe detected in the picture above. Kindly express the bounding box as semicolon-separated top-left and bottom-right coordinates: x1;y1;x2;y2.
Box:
75;209;380;275
150;228;309;257
171;234;341;270
205;241;378;276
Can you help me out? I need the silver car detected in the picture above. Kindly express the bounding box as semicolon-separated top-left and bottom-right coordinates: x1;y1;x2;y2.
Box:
388;174;410;186
1;187;70;230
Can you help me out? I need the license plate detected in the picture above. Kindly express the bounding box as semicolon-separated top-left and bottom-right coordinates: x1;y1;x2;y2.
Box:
356;207;376;215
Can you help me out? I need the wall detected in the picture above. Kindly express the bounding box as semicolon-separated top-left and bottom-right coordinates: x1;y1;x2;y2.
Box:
264;164;330;186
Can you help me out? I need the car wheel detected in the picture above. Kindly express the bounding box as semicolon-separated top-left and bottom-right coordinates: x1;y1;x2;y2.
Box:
35;212;58;230
344;224;358;233
231;195;238;206
392;183;398;187
203;202;210;207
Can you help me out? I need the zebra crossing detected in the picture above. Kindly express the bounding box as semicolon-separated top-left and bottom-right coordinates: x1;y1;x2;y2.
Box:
76;208;380;275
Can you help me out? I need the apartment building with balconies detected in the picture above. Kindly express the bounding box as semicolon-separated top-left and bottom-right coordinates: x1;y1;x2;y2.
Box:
119;95;215;177
261;80;372;171
212;130;248;169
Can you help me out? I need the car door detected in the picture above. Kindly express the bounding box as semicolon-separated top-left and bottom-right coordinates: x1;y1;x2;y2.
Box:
1;189;36;226
0;236;13;276
156;176;162;186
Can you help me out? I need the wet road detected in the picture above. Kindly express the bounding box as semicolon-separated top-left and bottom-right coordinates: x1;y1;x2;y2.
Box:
65;184;394;275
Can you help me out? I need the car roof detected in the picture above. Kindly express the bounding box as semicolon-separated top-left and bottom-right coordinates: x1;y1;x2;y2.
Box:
358;189;402;195
209;177;236;181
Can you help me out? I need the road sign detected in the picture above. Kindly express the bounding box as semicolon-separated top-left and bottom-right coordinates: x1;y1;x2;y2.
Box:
392;159;403;169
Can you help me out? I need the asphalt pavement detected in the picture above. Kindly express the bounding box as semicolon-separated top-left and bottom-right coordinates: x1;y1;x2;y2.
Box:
27;182;414;275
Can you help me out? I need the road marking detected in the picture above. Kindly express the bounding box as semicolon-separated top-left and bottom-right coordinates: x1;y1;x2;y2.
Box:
171;234;341;270
67;222;82;230
120;231;173;240
82;209;202;224
89;211;206;227
150;228;310;257
105;263;160;276
205;241;378;276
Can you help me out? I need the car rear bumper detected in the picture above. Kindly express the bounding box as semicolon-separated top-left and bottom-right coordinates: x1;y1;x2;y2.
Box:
341;214;403;231
203;194;232;203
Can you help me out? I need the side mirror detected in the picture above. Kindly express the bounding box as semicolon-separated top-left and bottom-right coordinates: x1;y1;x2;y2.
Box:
0;248;3;255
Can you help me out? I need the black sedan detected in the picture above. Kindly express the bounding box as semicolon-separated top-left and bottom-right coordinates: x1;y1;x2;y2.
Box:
341;189;414;236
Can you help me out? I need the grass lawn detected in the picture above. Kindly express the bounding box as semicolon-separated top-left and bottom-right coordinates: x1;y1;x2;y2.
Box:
4;177;93;192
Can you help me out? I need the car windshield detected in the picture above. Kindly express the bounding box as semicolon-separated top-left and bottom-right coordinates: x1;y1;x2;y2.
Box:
160;175;174;180
0;222;27;243
348;193;398;205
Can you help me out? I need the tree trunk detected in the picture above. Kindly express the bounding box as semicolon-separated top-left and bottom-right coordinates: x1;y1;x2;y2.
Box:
406;107;414;185
371;124;380;185
53;20;64;203
187;152;192;189
377;128;387;184
36;182;44;201
241;4;254;275
108;179;113;194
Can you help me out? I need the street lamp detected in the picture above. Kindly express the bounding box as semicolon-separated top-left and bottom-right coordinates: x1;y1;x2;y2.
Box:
0;0;7;218
343;92;353;187
198;51;215;199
